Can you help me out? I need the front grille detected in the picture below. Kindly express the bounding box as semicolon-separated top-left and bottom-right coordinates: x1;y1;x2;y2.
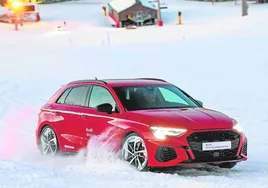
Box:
241;138;247;156
186;131;240;162
155;146;177;162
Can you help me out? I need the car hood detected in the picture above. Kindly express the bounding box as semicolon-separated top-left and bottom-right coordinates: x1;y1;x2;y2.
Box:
126;108;234;130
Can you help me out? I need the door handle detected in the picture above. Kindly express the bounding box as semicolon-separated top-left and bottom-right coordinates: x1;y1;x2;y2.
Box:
81;114;88;119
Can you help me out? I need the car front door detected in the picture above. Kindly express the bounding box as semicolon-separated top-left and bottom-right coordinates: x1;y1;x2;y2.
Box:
52;85;91;153
80;85;122;147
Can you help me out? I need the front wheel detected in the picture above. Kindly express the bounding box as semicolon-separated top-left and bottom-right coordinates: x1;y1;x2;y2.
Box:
121;133;149;171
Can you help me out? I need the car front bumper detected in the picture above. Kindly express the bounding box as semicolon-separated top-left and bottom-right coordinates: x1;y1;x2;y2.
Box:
145;129;248;167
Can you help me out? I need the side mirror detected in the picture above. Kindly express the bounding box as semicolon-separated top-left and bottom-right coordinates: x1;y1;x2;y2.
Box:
96;103;113;114
195;100;203;107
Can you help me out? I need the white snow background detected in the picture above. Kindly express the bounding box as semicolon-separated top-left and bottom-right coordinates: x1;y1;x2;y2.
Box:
0;0;268;187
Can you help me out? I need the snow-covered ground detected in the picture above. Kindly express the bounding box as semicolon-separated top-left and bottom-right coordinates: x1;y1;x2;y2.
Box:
0;0;268;187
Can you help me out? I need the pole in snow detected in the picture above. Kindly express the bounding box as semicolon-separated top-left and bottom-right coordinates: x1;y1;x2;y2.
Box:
177;11;182;25
11;1;23;31
242;0;248;16
14;13;18;31
157;0;163;26
15;20;18;30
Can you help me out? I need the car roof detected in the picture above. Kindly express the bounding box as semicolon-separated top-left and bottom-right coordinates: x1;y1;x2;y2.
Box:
67;78;171;87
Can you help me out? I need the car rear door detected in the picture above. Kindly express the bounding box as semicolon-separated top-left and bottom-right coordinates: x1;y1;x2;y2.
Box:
52;85;91;153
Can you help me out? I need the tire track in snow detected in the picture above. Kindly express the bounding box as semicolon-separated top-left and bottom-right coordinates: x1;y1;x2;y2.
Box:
0;108;35;160
0;80;47;161
9;82;43;112
0;80;19;120
0;80;39;122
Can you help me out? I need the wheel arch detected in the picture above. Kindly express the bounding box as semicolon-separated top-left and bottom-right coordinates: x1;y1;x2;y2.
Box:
120;131;136;148
120;129;146;148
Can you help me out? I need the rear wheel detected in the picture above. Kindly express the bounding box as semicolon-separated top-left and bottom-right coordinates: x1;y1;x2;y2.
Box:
36;13;40;22
121;133;149;171
39;125;59;156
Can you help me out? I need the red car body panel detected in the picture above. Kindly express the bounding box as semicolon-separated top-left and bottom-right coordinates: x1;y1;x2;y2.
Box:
35;79;248;168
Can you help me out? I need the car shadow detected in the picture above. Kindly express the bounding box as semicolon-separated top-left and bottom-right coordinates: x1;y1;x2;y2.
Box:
148;165;240;177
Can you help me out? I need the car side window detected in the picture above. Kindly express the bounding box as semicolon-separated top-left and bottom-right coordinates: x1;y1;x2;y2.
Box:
88;86;116;110
64;86;90;107
56;88;72;104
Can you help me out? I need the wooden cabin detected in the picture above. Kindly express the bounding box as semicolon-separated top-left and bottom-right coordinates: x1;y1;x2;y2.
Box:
108;0;158;28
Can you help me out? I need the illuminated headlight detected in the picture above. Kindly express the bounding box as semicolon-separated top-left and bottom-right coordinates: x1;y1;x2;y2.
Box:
150;126;187;140
233;123;243;133
12;1;22;9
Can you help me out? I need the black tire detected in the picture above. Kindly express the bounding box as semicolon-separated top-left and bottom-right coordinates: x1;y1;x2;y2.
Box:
36;14;40;22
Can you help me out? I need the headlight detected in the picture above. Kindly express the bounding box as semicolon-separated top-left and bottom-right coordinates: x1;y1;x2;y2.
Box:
12;1;22;10
233;123;243;133
150;126;187;140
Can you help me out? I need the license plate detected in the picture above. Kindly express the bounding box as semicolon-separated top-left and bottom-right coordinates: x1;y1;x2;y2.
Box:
202;141;231;151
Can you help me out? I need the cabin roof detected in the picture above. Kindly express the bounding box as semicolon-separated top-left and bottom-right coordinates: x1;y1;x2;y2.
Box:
108;0;156;13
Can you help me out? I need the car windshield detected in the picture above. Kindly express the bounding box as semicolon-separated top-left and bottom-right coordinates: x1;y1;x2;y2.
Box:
113;84;200;111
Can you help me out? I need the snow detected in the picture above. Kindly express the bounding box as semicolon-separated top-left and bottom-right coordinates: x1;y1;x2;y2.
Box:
108;0;156;13
0;0;268;187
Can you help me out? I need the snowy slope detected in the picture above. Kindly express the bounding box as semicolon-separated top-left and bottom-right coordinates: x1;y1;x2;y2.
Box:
0;0;268;187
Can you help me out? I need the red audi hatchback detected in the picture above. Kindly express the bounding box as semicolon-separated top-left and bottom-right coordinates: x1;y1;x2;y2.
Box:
36;78;247;171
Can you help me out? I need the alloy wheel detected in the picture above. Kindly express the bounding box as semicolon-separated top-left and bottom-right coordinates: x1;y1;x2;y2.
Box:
122;134;148;171
39;126;58;156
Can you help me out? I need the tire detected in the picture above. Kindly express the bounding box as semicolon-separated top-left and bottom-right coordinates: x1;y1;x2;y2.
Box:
39;125;59;156
216;162;237;169
36;14;40;22
121;132;149;171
